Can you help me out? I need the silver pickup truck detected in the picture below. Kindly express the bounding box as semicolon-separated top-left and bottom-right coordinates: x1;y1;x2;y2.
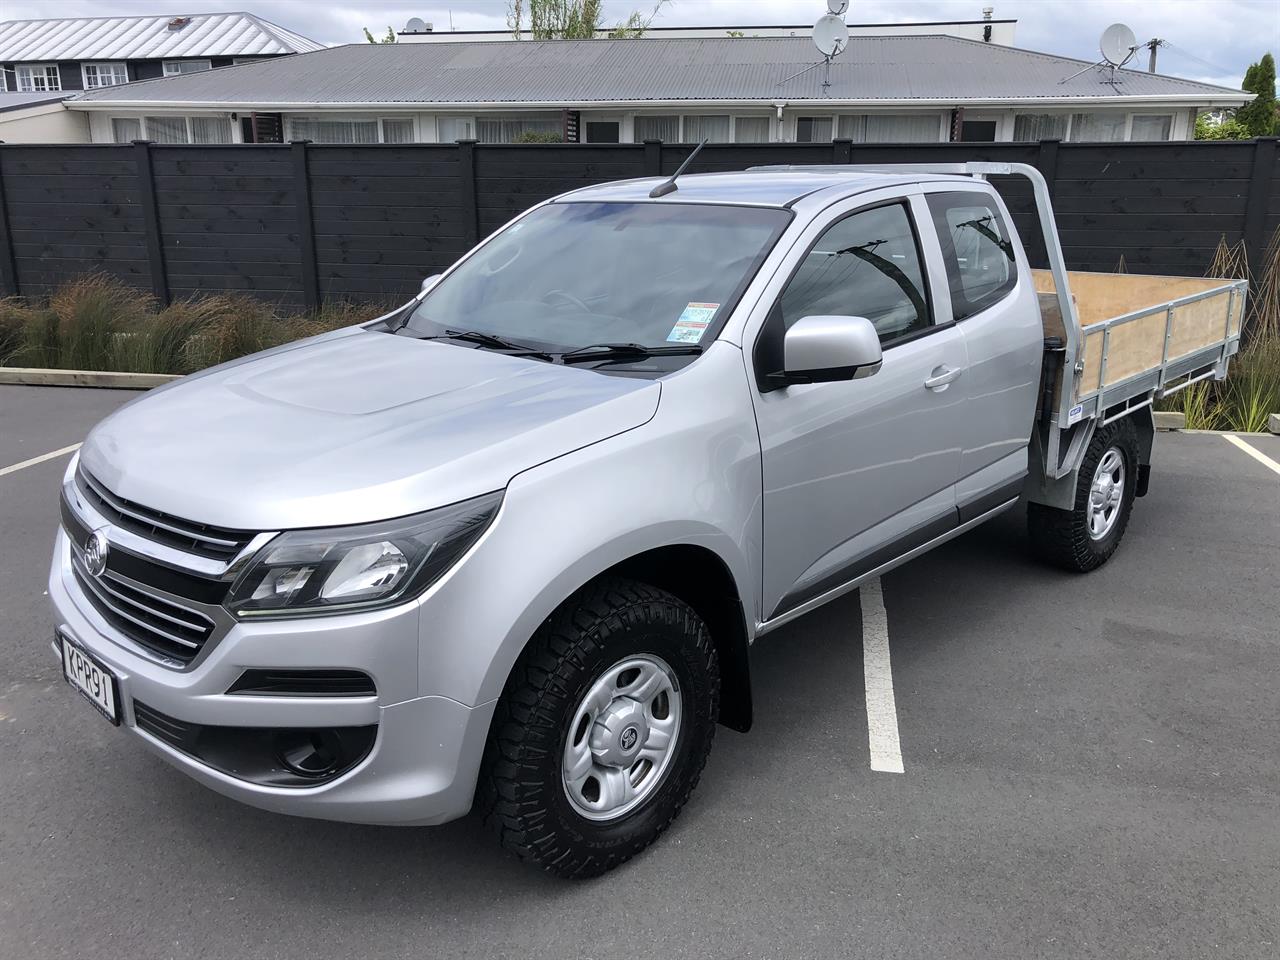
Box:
50;162;1245;878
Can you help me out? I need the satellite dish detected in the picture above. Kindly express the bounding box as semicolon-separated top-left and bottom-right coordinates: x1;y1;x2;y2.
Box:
404;16;428;33
1099;23;1137;66
812;14;848;58
827;0;850;14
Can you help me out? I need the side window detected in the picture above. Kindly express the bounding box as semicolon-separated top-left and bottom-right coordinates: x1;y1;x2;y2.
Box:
778;203;931;345
926;192;1017;322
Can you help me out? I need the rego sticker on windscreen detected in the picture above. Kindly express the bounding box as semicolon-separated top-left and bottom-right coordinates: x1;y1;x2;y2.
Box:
667;302;720;343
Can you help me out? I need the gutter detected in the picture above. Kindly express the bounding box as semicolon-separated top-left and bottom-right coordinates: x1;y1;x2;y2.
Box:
65;94;1254;112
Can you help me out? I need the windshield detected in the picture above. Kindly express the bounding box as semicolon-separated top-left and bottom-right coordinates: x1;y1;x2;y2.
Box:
400;202;790;359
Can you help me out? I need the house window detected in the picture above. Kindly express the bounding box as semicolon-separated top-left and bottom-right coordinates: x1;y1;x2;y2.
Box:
475;115;562;143
111;116;232;144
838;115;941;142
1013;114;1069;140
796;117;834;143
634;115;679;142
1068;113;1127;142
381;118;415;143
82;63;129;88
16;64;61;92
163;59;213;75
734;116;770;142
288;117;378;143
437;117;474;142
683;115;731;142
111;117;142;142
1130;114;1173;141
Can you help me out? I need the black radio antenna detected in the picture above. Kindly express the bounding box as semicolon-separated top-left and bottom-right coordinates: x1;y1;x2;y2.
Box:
649;139;709;198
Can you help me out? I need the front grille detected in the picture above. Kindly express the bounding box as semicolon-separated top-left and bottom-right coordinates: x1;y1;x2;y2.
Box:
76;467;255;562
70;549;216;665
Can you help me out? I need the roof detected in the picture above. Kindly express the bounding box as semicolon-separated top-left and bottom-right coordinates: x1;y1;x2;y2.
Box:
0;90;68;112
66;35;1249;108
0;12;324;62
560;170;960;207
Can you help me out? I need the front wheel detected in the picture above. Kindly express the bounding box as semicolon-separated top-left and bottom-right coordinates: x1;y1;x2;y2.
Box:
1028;417;1140;572
480;577;720;878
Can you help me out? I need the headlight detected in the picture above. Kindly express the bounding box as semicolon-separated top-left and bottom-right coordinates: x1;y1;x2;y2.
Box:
226;491;503;618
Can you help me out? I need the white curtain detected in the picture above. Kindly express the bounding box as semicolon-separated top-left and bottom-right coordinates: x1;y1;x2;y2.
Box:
437;117;473;142
683;115;731;142
1013;114;1070;140
145;116;189;144
289;117;379;144
381;119;415;143
846;115;940;143
733;116;770;142
191;117;231;144
111;117;142;143
1130;115;1172;141
475;116;562;142
634;115;680;142
1069;113;1127;142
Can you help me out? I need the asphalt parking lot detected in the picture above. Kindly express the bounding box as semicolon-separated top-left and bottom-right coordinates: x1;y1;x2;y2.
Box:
2;382;1278;960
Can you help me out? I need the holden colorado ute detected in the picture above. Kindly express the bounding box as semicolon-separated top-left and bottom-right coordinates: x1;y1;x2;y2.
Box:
50;162;1246;877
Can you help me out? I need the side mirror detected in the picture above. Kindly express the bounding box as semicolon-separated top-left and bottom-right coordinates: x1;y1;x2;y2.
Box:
772;315;882;386
419;274;442;296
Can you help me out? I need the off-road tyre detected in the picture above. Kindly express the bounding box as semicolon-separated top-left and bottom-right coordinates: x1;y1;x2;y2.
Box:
479;576;720;879
1027;416;1140;572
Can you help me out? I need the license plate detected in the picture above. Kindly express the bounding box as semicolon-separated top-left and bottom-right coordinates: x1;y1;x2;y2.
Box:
60;633;120;725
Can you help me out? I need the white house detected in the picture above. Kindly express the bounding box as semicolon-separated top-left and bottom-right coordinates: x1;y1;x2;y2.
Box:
64;35;1253;146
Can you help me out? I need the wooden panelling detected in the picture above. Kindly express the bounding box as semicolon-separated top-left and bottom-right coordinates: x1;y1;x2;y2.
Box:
0;139;1274;311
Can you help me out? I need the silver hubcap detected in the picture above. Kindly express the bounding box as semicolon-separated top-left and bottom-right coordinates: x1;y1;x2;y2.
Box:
1088;447;1126;541
561;654;682;822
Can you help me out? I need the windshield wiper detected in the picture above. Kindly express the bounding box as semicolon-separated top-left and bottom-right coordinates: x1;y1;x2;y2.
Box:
420;329;554;361
559;342;703;365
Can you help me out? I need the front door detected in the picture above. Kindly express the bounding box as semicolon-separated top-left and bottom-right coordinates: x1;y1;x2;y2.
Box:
751;195;969;621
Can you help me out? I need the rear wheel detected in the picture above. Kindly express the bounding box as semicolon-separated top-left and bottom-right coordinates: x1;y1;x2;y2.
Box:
480;577;719;878
1028;417;1140;572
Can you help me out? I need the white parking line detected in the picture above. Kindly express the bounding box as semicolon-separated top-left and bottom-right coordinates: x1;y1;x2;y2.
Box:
0;443;81;478
860;576;904;773
1223;434;1280;477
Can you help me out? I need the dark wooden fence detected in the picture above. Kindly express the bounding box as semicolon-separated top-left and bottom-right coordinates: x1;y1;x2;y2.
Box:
0;137;1276;312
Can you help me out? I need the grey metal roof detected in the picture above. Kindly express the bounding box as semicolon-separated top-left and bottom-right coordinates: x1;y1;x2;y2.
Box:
0;12;323;62
67;35;1250;107
0;90;69;112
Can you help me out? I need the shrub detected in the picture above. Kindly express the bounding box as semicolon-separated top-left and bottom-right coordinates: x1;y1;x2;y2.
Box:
0;275;392;374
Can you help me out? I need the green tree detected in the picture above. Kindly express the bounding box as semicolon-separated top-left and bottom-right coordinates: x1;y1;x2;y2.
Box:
1237;52;1278;136
1195;113;1252;140
363;25;396;43
508;0;666;40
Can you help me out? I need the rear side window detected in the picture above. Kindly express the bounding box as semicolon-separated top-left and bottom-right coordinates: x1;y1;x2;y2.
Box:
926;192;1017;322
778;202;931;345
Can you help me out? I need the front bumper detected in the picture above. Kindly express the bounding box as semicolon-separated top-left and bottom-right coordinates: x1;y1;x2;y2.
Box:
49;529;494;825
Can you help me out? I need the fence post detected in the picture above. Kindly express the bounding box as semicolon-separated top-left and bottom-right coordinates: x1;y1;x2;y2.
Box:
132;140;170;306
644;139;663;177
290;140;320;312
1243;137;1277;284
833;138;853;164
458;139;479;248
1030;138;1062;267
0;147;18;297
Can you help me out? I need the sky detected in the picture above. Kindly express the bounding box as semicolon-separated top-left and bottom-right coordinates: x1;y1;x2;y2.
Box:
2;0;1277;89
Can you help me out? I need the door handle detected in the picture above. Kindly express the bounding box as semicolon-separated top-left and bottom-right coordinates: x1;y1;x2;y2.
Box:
923;365;963;390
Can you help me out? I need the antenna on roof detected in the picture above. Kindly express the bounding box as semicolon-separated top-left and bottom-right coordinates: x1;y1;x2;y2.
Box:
649;139;709;198
776;6;849;94
1059;22;1137;86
